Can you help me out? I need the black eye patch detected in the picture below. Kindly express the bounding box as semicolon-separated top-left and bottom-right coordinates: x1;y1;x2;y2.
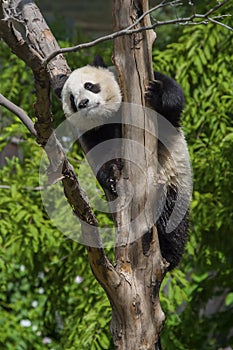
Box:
84;82;101;94
70;94;77;112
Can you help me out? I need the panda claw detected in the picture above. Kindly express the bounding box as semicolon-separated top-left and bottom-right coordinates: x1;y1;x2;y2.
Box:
107;177;117;194
145;81;157;98
97;164;119;195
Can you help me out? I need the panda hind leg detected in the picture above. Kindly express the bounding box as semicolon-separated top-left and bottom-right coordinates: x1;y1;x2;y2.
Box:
154;184;189;270
156;210;189;271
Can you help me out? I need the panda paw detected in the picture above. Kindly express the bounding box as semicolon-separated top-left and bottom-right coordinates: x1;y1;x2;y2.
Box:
97;161;121;195
145;80;157;96
106;175;118;195
145;80;162;109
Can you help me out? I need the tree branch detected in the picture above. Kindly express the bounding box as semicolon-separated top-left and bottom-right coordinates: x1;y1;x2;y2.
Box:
0;0;118;283
0;93;37;137
0;185;45;191
0;0;71;95
0;88;98;228
207;16;233;31
43;0;232;65
126;0;183;31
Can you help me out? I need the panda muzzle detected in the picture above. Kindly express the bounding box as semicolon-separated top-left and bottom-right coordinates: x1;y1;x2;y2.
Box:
78;98;89;109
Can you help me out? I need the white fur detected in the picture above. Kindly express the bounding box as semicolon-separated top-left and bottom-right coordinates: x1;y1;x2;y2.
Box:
61;64;192;222
158;131;191;193
157;130;192;232
61;65;122;130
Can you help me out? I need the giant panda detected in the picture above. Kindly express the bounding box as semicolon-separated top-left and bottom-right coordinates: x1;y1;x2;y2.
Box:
61;55;192;270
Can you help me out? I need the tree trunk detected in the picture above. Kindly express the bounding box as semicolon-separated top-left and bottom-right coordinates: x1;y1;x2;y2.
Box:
107;1;167;349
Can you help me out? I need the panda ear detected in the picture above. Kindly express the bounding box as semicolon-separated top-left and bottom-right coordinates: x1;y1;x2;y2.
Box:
55;74;69;99
90;55;108;68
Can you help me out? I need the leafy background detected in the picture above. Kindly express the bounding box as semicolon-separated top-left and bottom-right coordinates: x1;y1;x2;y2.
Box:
0;1;233;349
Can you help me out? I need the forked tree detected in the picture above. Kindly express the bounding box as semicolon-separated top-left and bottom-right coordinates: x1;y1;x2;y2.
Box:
0;0;231;349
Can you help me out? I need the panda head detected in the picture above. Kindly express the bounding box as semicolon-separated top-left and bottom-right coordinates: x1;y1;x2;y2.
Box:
61;56;122;130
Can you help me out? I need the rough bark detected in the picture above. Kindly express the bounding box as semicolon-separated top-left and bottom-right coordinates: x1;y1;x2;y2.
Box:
107;1;167;349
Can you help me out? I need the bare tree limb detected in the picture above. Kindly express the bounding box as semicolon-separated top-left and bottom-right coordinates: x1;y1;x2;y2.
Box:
0;185;46;191
207;16;233;31
0;93;37;137
0;0;71;95
0;0;118;282
126;0;183;31
0;87;97;228
43;0;232;65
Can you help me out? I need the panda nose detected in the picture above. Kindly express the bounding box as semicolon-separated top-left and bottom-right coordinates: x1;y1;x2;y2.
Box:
78;98;89;109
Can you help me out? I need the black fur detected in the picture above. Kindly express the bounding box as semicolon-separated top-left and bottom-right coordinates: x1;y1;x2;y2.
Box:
156;186;189;270
84;82;101;94
91;54;108;68
77;120;122;194
146;72;185;127
142;229;153;256
55;74;69;98
76;56;189;270
70;94;77;112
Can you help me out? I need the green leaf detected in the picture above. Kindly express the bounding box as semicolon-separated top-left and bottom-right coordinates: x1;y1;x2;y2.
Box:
225;292;233;306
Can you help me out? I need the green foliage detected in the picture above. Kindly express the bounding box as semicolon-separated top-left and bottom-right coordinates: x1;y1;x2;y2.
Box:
153;19;233;350
0;149;113;349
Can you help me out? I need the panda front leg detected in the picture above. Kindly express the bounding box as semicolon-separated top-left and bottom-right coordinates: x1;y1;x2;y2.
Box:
96;158;122;195
145;71;185;127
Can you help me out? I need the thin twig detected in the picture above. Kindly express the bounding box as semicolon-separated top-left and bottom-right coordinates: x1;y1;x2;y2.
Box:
0;93;37;137
43;0;182;64
43;0;232;65
207;16;233;31
127;0;183;30
204;0;228;16
0;185;45;191
127;13;232;31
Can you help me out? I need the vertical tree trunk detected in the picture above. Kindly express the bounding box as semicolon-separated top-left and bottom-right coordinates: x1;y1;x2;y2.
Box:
108;1;167;349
